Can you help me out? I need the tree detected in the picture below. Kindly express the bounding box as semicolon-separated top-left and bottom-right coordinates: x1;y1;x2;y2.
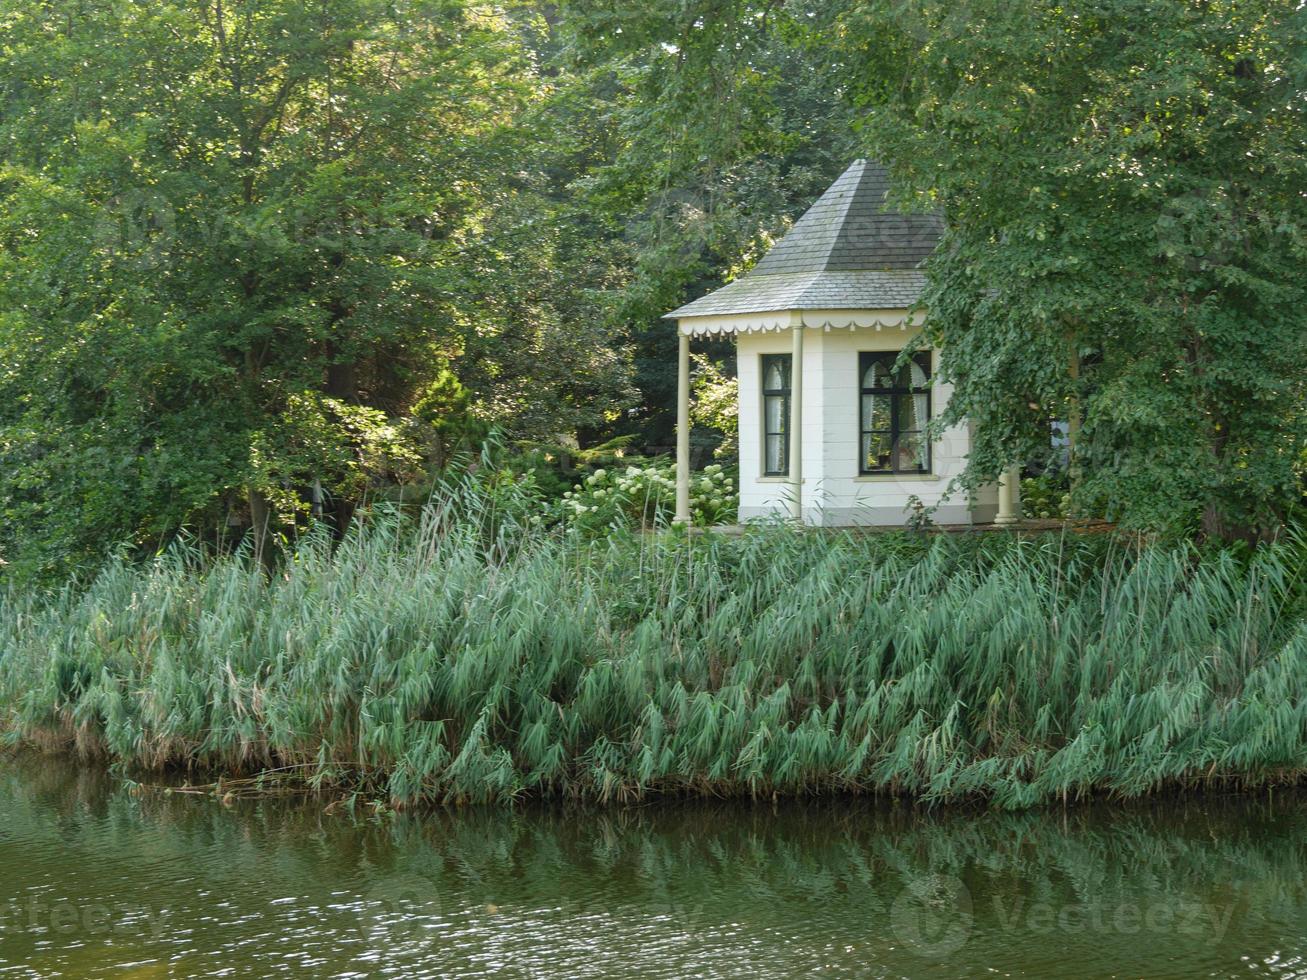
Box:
550;0;862;454
820;0;1307;539
0;0;631;578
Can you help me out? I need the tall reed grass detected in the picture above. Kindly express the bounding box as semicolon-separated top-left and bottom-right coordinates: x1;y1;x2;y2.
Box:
2;479;1304;808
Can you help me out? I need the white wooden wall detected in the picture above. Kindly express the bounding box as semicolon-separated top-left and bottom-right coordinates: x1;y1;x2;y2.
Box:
735;325;997;526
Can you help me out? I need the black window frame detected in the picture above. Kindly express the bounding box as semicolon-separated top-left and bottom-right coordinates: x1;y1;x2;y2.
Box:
761;353;791;476
858;351;933;475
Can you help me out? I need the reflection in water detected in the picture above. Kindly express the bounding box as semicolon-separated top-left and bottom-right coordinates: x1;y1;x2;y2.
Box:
1;757;1305;978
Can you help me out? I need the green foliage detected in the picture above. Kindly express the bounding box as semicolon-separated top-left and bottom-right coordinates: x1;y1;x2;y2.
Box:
549;0;862;450
561;460;736;530
410;368;490;469
250;393;424;524
690;353;739;461
818;0;1307;541
3;478;1303;809
1021;476;1073;521
0;0;633;580
3;0;1303;583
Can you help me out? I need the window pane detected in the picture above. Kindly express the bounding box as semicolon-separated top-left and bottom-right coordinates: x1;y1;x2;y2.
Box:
890;355;931;388
862;431;892;472
763;354;790;392
862;357;892;389
896;393;929;431
895;431;927;471
765;434;786;474
909;356;929;388
764;394;786;435
862;393;891;431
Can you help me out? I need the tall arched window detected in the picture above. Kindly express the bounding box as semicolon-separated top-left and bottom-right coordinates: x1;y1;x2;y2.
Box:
761;354;791;476
859;351;931;474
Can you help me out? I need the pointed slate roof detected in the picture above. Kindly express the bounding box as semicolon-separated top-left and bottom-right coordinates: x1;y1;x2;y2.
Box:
666;160;941;319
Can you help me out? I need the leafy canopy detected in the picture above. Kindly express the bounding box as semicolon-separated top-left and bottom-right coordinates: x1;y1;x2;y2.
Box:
824;0;1307;538
0;0;629;578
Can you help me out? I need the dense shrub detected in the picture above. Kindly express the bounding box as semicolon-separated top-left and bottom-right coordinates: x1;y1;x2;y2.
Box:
1022;475;1072;520
561;460;737;529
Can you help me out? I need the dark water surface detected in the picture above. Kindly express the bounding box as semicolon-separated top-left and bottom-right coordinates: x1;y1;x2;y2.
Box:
1;759;1305;978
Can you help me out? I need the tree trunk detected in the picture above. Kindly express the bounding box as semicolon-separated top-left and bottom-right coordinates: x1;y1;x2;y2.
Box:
247;486;276;570
322;335;359;538
325;358;356;402
1067;345;1083;497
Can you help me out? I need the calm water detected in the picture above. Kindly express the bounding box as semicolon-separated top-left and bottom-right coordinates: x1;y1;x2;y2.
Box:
1;759;1305;978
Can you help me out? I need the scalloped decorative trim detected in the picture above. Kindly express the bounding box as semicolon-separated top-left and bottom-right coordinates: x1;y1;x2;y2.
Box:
677;308;925;336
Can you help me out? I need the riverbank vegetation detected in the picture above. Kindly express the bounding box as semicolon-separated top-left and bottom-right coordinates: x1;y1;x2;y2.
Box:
3;480;1303;809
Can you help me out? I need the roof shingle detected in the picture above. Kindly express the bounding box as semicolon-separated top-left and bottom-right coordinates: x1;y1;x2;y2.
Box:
666;160;940;319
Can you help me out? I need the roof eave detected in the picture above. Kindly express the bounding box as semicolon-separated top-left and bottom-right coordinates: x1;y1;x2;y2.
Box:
675;307;927;336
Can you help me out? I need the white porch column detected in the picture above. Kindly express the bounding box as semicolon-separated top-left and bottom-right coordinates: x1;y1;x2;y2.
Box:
788;324;804;522
994;464;1020;525
674;330;691;524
